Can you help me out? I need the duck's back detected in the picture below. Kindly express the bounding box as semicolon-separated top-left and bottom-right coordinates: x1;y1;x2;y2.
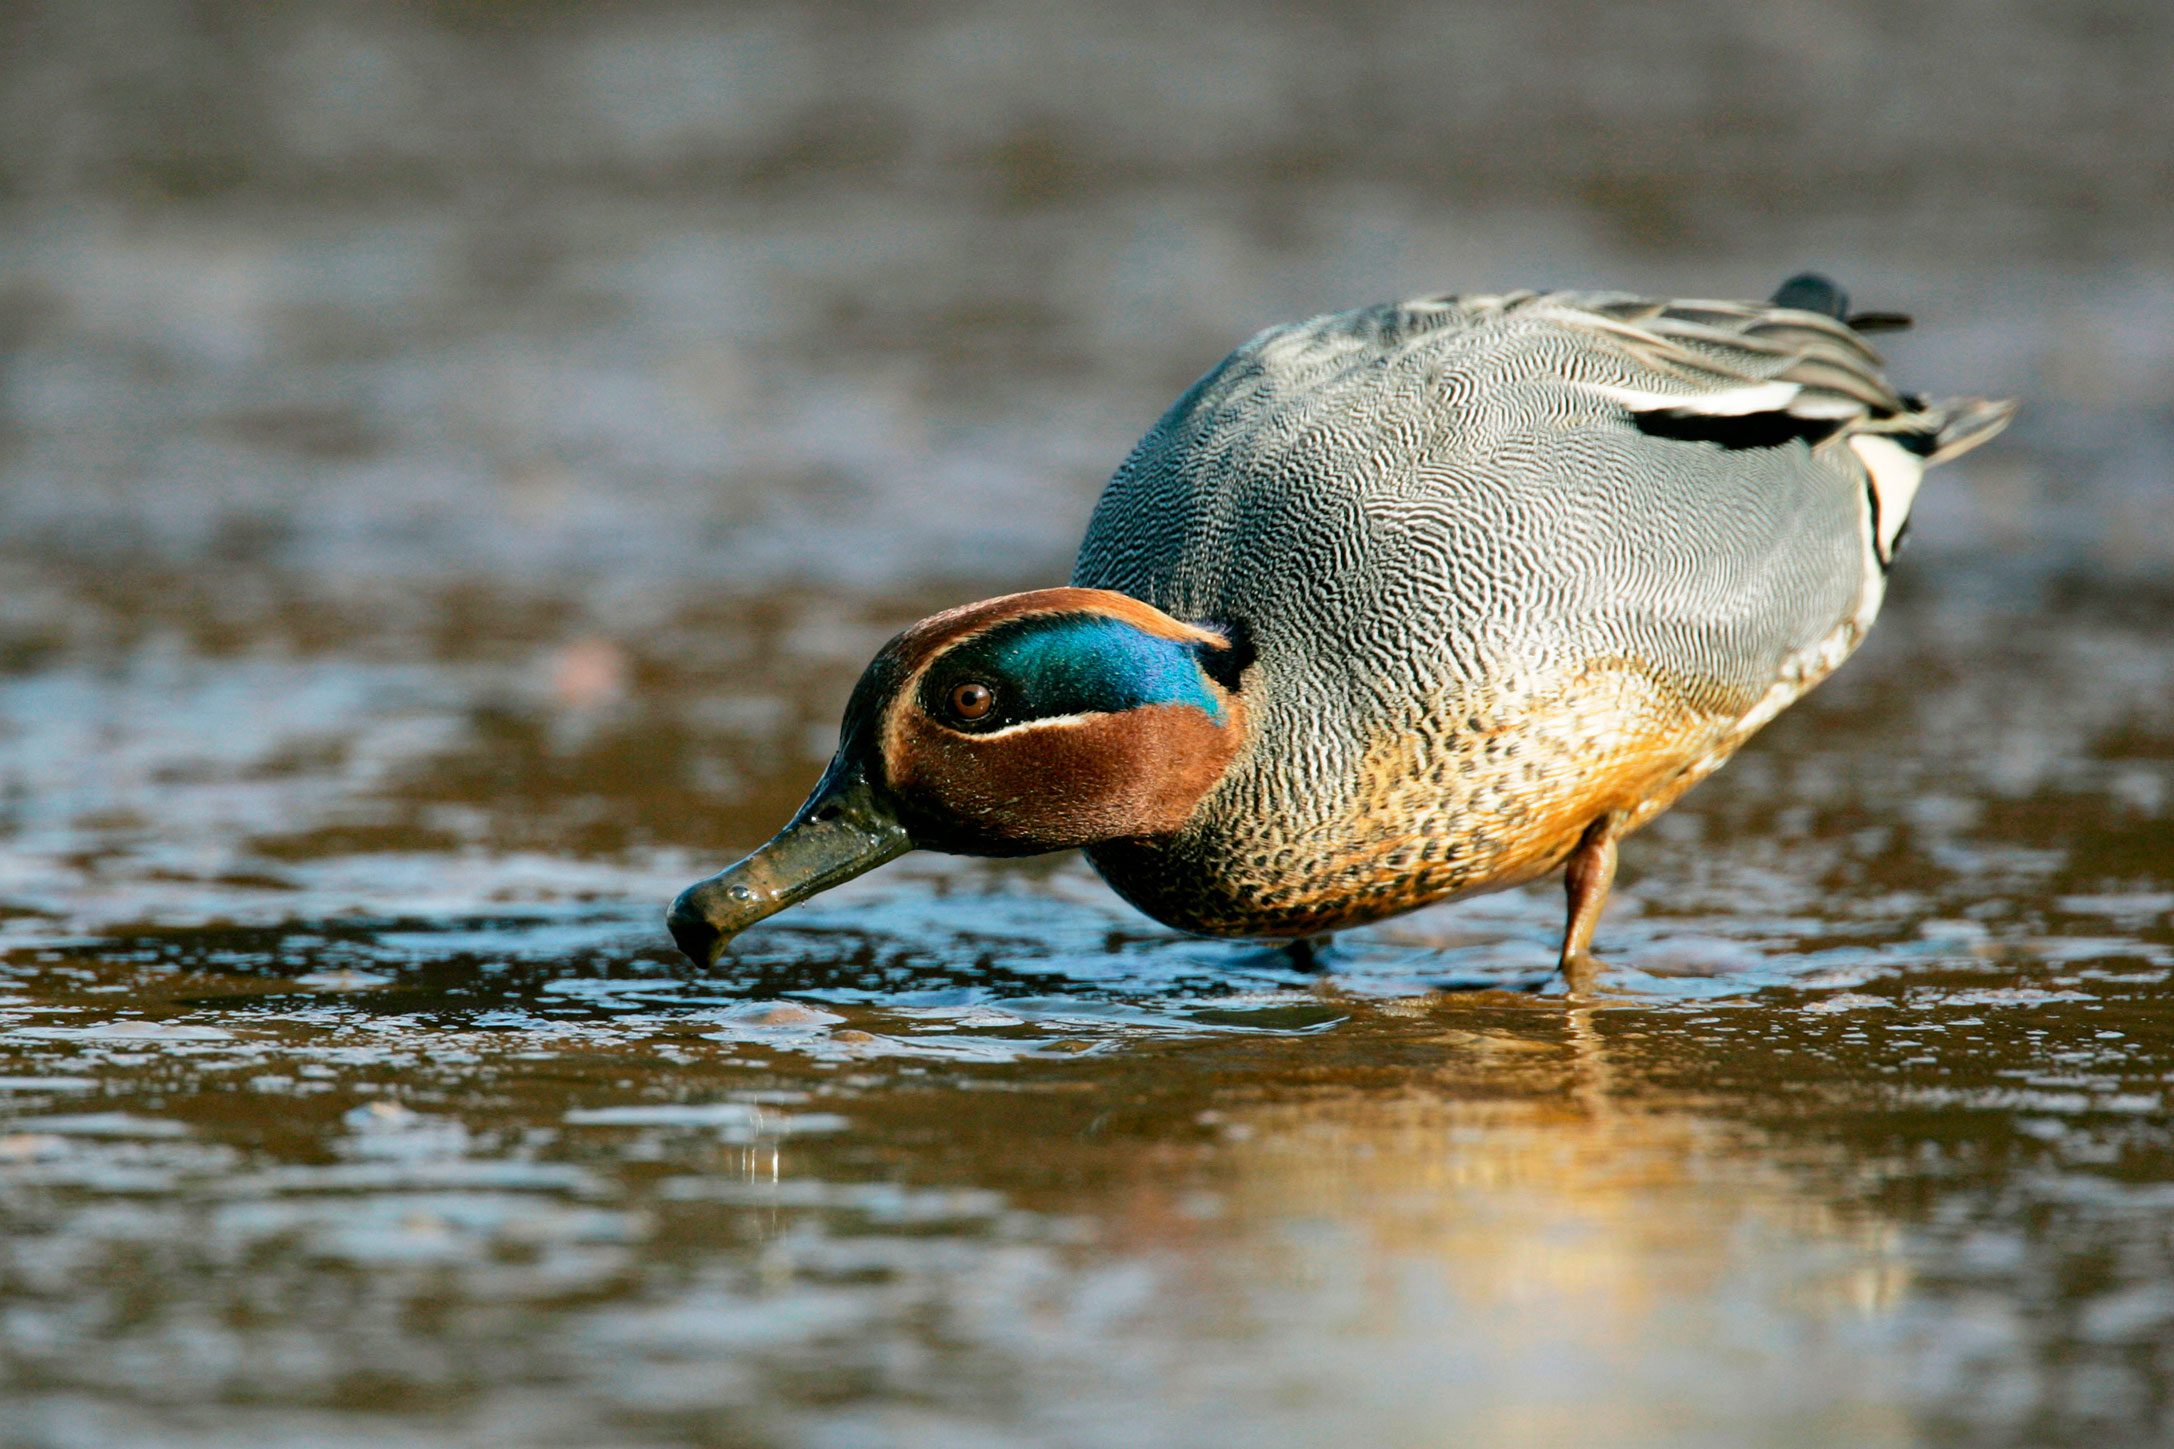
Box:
1072;289;2010;938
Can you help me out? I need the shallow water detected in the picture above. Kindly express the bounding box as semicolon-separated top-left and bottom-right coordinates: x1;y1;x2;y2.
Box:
4;567;2173;1448
6;3;2174;1444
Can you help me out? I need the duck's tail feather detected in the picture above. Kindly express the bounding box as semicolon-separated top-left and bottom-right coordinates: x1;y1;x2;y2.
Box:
1770;271;1916;335
1769;272;1850;320
1920;396;2018;464
1762;273;2018;461
1849;395;2017;565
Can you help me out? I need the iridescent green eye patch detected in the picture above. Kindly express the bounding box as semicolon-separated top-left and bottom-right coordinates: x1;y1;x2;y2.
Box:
920;614;1224;730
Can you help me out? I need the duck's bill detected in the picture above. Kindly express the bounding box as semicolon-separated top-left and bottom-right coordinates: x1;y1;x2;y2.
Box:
665;765;913;967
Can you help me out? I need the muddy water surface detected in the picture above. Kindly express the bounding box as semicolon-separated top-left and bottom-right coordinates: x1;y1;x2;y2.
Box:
3;567;2171;1448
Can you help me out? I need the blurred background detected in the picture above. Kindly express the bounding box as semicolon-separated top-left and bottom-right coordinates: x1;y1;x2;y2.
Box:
3;5;2174;1446
3;0;2167;887
3;0;2167;587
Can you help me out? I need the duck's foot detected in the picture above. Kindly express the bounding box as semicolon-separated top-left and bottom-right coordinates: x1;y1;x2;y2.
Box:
1558;950;1606;998
1515;954;1606;996
1285;934;1335;973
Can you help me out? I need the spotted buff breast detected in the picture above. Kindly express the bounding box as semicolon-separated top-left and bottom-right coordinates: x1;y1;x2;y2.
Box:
670;275;2014;990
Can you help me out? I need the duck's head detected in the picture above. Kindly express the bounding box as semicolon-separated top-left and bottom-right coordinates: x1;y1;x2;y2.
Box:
666;588;1252;966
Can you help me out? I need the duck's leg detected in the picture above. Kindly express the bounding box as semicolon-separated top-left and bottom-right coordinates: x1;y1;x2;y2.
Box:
1286;934;1334;973
1558;812;1625;996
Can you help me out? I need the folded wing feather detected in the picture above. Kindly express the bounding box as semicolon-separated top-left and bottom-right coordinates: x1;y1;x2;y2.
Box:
1551;293;2013;565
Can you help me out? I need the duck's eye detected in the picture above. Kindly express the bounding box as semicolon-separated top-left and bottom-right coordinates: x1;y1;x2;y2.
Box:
947;681;995;722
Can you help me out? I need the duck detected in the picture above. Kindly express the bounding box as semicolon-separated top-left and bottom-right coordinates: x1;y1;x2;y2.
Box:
668;274;2014;989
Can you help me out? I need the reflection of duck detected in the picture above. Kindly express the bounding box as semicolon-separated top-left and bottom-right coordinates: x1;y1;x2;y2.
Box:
670;276;2013;985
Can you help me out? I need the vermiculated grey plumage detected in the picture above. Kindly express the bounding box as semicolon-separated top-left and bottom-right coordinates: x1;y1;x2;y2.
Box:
1071;288;2013;937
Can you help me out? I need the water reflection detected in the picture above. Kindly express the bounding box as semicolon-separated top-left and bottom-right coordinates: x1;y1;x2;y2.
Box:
10;902;2166;1447
2;958;1930;1447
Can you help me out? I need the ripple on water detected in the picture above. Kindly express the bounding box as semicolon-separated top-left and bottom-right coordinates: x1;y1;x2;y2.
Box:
1;575;2173;1444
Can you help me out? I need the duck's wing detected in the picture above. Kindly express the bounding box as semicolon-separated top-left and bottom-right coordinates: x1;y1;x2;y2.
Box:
1483;288;2016;564
1077;280;2015;703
